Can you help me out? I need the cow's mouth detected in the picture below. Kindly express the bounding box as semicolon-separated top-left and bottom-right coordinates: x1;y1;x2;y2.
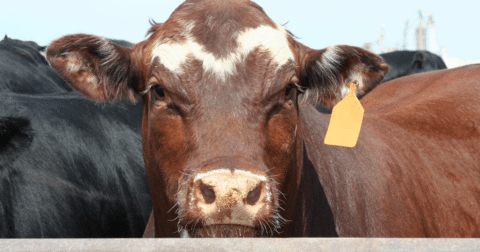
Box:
187;224;258;238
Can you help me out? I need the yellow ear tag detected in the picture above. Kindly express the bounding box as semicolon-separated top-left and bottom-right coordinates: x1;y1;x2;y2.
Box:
324;82;364;147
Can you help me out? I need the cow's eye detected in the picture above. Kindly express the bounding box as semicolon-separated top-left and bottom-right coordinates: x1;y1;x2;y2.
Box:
154;85;165;97
285;84;294;97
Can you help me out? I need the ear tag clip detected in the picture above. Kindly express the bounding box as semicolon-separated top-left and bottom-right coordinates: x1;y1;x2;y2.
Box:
324;82;364;147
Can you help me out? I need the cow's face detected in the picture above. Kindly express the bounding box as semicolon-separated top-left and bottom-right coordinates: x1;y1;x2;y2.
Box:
139;1;301;237
47;0;388;238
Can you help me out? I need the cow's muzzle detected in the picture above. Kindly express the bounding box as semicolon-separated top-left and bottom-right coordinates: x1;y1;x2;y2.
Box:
177;168;283;237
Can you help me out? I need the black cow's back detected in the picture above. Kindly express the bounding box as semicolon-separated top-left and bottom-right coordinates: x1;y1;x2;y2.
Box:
0;92;150;238
0;36;73;94
380;50;447;83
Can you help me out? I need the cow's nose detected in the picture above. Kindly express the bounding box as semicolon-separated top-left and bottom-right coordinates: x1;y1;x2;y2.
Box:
192;169;270;214
200;180;264;206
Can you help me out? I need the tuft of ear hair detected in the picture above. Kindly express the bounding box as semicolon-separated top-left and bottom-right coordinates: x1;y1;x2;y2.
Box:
299;45;389;109
47;34;140;103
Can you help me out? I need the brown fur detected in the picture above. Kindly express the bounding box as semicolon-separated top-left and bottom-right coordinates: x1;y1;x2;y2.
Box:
300;65;480;236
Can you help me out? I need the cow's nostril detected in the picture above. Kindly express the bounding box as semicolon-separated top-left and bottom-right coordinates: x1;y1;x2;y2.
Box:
246;185;261;205
201;186;216;204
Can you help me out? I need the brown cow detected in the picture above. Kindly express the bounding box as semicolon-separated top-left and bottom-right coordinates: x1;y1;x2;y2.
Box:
46;0;480;237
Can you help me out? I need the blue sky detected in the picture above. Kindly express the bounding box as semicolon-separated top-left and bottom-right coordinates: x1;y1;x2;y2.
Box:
2;0;479;60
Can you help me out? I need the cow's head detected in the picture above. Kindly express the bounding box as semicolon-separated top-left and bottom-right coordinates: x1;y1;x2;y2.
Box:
408;51;447;76
47;0;388;237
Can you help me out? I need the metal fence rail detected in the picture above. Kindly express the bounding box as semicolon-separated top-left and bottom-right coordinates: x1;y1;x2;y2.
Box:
2;238;479;252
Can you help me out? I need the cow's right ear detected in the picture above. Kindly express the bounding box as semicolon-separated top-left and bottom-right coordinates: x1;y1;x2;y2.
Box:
47;34;140;103
296;44;389;109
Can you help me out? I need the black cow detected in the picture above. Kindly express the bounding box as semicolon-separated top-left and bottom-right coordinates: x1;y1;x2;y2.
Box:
0;91;151;238
380;50;447;83
0;35;73;93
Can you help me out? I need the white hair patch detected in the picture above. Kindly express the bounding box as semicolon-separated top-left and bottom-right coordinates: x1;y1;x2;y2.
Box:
151;23;294;80
193;168;231;182
340;85;350;99
322;45;342;69
180;229;190;238
315;45;343;87
193;168;269;183
233;169;269;182
66;60;82;73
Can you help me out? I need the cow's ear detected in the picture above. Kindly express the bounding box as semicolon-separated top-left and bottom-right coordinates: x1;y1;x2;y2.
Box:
47;34;140;103
412;51;427;69
298;45;389;109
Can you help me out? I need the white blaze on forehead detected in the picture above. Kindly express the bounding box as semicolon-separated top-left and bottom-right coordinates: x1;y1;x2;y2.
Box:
151;23;294;80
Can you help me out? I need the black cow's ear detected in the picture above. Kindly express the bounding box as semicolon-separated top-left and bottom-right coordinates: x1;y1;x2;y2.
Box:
412;52;427;69
298;45;389;109
47;35;140;103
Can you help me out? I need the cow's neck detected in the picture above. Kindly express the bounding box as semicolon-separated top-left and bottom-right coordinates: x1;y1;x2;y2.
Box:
270;102;337;237
280;141;338;237
299;102;369;237
299;102;387;237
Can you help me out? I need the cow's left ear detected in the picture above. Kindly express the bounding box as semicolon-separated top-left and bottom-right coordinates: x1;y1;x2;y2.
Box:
297;44;389;108
47;34;140;103
411;51;427;69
